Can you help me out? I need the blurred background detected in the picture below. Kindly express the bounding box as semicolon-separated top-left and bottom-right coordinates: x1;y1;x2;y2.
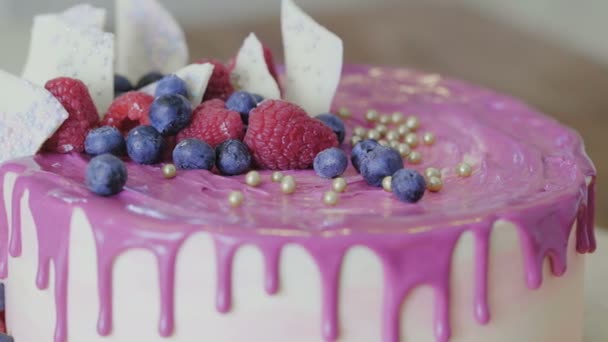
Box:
1;0;606;226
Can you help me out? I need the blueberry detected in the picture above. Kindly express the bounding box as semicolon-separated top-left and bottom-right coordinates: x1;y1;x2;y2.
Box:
252;94;265;104
0;332;14;342
126;126;165;164
360;146;403;187
85;126;126;156
351;139;380;172
226;91;258;124
0;283;4;311
135;71;164;89
155;74;189;98
149;94;192;136
114;74;133;96
172;139;215;170
216;140;252;176
314;147;348;178
391;169;426;203
316;114;345;144
85;154;128;196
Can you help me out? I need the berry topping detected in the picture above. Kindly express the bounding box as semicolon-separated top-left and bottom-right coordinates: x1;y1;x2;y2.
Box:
135;71;164;89
226;91;259;124
172;138;215;170
360;146;403;187
314;147;348;179
85;154;128;196
102;91;155;133
114;74;134;96
85;126;126;156
0;333;13;342
216;140;252;176
42;77;100;153
126;126;165;164
196;59;234;101
177;100;244;148
316;113;345;144
351;139;380;172
252;94;265;104
149;94;193;136
244;100;339;170
391;169;426;203
155;74;189;98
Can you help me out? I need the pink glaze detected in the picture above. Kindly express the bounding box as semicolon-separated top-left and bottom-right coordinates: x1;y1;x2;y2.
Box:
0;65;596;342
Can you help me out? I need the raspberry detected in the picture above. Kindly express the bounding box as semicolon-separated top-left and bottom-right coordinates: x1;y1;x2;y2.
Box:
196;59;234;101
177;100;244;148
244;100;338;170
43;77;99;153
102;91;154;134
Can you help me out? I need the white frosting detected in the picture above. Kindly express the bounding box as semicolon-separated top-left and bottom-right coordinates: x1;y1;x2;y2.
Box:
230;33;281;99
0;71;69;163
2;174;585;342
282;0;343;116
140;63;215;106
21;5;114;117
115;0;189;84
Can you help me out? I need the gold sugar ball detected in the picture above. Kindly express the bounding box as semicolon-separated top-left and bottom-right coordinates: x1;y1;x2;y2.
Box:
407;151;422;164
405;133;419;148
397;124;410;137
367;129;381;140
378;139;389;147
332;177;348;193
456;162;473;177
425;167;441;179
351;135;363;146
382;176;393;192
281;175;297;194
391;112;404;124
375;124;388;136
353;126;367;138
365;109;379;122
338;107;352;118
405;116;420;131
245;170;262;187
427;176;443;192
323;191;340;206
422;132;435;145
271;171;284;182
385;130;400;141
228;191;244;207
379;115;391;125
389;140;400;149
162;164;177;179
397;143;411;157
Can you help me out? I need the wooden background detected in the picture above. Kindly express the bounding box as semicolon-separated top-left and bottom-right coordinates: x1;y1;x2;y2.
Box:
185;3;608;227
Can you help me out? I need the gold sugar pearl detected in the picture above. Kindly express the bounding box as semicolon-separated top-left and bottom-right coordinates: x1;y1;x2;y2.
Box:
228;191;244;207
281;175;297;194
397;124;410;137
332;177;348;193
405;116;420;131
397;143;411;157
379;115;391;125
271;171;284;182
405;133;419;148
365;109;379;122
323;191;340;206
391;112;404;124
422;132;435;145
378;139;389;147
162;164;177;179
456;162;473;177
427;176;443;192
407;151;422;164
245;170;262;187
353;126;367;138
351;135;363;146
425;167;441;179
375;124;388;136
367;129;381;140
382;176;393;192
385;130;400;142
337;107;352;118
389;140;400;149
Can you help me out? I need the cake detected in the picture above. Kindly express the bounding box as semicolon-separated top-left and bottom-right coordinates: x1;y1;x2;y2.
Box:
0;1;596;342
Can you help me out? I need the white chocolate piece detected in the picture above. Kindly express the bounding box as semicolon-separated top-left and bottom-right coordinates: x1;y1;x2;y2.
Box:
231;33;281;100
141;63;215;106
282;0;343;116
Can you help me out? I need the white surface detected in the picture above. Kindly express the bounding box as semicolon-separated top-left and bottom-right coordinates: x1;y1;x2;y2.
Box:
141;63;215;106
21;5;114;116
282;0;343;116
2;171;592;341
115;0;188;83
0;70;68;163
584;229;608;342
230;33;281;99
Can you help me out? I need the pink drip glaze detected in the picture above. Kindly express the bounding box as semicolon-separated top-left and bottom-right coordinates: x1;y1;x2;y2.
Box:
0;65;597;342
